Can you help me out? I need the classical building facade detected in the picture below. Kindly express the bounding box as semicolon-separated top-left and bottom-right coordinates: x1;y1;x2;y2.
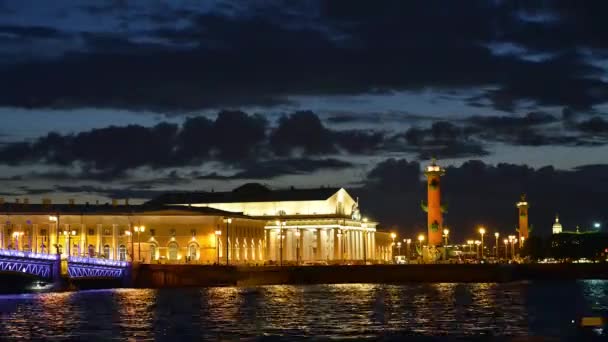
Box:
152;184;392;264
0;184;393;265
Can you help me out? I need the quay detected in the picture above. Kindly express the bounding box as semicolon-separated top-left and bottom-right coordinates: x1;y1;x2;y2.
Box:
132;263;608;288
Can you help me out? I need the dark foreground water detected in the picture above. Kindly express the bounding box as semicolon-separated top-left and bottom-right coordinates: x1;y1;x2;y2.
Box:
0;281;607;340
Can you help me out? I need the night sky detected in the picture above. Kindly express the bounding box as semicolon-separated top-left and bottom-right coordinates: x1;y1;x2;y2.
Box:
0;1;607;240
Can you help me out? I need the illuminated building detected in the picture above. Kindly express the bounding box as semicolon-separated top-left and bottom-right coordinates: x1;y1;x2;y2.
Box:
516;194;529;242
422;159;445;246
0;184;392;265
153;183;392;264
552;215;563;234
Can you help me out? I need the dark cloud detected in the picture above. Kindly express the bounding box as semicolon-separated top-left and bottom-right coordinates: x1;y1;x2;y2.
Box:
356;158;608;241
54;185;165;201
577;117;608;135
0;111;268;174
395;121;489;160
196;158;353;180
1;1;608;111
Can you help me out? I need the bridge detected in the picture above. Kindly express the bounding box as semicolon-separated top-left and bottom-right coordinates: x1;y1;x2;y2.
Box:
0;249;130;282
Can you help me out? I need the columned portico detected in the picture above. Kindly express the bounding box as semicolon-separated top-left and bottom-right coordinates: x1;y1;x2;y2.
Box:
264;218;378;264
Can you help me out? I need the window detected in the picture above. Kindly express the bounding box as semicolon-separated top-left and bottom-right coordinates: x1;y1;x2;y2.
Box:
103;228;111;235
150;229;155;236
118;245;127;261
40;229;47;236
88;245;95;257
88;228;95;235
168;242;178;261
190;229;196;237
103;245;110;258
149;243;157;261
170;229;176;237
188;243;197;260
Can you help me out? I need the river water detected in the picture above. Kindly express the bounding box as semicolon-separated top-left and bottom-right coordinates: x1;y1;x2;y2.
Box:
0;281;606;340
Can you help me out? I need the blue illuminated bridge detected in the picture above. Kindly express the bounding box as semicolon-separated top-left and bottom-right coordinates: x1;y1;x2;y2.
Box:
0;249;130;282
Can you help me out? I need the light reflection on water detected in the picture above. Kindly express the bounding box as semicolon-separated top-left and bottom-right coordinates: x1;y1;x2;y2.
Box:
0;281;606;340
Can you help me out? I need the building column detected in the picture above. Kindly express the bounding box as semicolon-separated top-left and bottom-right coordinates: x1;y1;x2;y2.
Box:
112;224;117;260
79;223;85;257
33;224;38;253
96;224;102;257
316;229;322;260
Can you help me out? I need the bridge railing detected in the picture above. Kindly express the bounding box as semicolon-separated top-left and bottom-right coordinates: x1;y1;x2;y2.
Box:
0;249;59;261
67;256;129;268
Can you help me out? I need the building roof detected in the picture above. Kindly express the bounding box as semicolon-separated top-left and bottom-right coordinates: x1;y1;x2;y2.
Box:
147;183;342;205
0;202;247;217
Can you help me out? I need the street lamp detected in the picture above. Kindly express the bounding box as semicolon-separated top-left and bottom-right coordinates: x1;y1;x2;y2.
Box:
466;240;474;254
214;229;222;264
63;229;76;257
417;234;425;261
494;232;499;257
405;239;411;263
12;231;24;251
508;235;516;260
134;225;145;262
443;228;449;245
503;238;509;259
125;231;132;261
478;227;486;258
49;215;59;255
594;222;601;230
397;242;402;256
295;229;301;265
224;218;232;265
474;240;481;258
390;232;397;261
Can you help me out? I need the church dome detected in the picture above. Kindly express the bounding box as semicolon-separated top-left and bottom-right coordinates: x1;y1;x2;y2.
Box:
552;215;563;234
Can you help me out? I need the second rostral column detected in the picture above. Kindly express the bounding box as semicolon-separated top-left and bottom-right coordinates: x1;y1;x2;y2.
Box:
423;159;445;247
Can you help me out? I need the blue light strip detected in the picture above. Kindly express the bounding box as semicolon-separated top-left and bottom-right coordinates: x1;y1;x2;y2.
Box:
68;256;129;267
0;249;59;261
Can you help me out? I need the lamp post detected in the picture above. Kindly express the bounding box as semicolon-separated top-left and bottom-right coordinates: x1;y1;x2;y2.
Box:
405;239;411;263
508;235;516;260
214;229;221;264
397;242;402;257
295;229;301;265
125;230;132;261
478;227;486;258
134;225;145;262
443;228;449;245
417;234;425;262
63;229;76;257
494;232;499;257
12;231;24;251
503;238;509;259
49;215;59;255
475;240;481;259
224;218;232;265
466;240;474;255
390;232;397;262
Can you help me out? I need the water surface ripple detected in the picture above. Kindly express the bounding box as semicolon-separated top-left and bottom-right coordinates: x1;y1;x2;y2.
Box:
0;281;606;340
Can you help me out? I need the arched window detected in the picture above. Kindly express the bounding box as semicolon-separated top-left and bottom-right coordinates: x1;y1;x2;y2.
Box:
103;244;110;259
188;243;198;261
168;242;178;261
118;245;127;261
149;243;157;262
88;244;95;257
